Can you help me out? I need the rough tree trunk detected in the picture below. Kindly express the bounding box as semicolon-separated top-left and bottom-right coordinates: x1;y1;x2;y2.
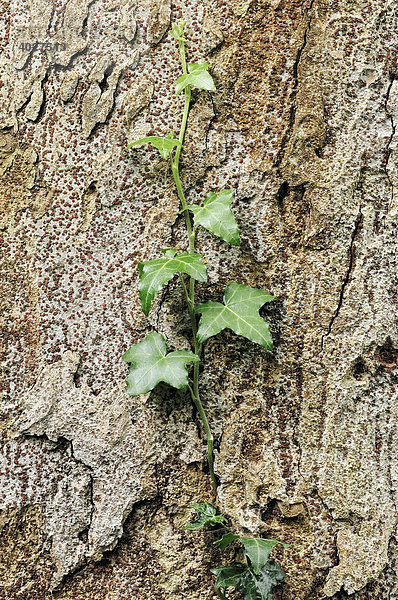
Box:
0;0;397;599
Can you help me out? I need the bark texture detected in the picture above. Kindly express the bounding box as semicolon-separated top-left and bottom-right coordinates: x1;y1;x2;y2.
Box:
1;0;397;598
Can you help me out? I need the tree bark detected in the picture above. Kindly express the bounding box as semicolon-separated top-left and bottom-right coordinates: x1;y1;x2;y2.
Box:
1;0;397;599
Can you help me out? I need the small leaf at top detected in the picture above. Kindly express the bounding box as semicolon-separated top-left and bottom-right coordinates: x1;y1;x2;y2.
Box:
138;252;207;316
240;538;289;574
122;331;199;397
169;21;186;41
195;281;275;349
176;62;216;94
214;532;239;551
185;502;228;530
211;559;285;600
186;189;240;245
121;134;181;159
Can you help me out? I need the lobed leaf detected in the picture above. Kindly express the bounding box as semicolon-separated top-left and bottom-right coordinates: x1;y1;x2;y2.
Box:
121;134;181;159
138;252;207;316
211;559;285;600
185;502;228;530
122;331;199;397
186;189;240;245
240;538;289;574
176;62;216;94
195;281;275;349
211;563;247;589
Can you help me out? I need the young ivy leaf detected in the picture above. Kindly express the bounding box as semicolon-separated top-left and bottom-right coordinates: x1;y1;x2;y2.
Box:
240;538;289;575
176;62;216;94
186;189;240;246
211;559;285;600
169;21;186;41
122;331;199;397
138;251;207;316
121;134;181;159
185;503;228;530
195;281;275;349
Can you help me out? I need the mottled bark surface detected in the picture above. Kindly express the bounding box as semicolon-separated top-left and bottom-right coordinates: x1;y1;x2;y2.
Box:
0;0;397;598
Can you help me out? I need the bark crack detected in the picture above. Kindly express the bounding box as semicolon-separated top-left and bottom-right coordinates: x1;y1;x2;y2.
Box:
47;2;57;34
321;210;363;348
384;76;396;203
22;433;95;537
69;439;95;536
276;0;315;166
291;0;315;116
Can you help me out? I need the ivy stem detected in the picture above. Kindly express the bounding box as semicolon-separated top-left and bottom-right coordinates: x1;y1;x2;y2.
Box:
172;29;217;495
188;385;216;492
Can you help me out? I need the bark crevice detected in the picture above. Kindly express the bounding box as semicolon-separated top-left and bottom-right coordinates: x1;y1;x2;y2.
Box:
384;75;397;202
321;210;363;348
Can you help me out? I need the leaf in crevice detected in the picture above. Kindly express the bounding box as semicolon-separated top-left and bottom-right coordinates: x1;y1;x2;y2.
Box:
214;532;240;551
211;559;285;600
240;538;289;574
185;502;228;530
195;281;275;349
186;189;240;245
138;251;207;316
122;331;199;397
176;62;216;94
121;134;181;159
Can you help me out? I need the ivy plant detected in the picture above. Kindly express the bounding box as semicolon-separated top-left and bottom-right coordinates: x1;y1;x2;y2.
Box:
121;20;286;600
186;503;289;600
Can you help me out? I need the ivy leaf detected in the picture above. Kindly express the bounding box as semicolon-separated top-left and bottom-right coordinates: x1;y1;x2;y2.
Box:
240;538;289;574
214;532;240;551
211;559;285;600
195;281;275;349
169;21;186;41
211;563;247;588
186;189;240;245
121;134;181;159
185;503;228;530
176;62;216;94
122;331;199;396
138;251;207;316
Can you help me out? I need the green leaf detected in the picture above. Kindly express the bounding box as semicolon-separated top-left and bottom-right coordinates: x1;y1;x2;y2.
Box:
240;538;289;574
185;503;228;530
211;559;285;600
214;532;239;551
169;21;186;41
138;251;207;316
122;331;199;396
195;281;275;349
176;62;216;94
186;189;240;245
121;134;181;159
211;563;247;588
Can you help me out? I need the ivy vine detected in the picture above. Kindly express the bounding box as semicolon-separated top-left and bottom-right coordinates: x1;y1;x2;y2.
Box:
121;20;287;600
